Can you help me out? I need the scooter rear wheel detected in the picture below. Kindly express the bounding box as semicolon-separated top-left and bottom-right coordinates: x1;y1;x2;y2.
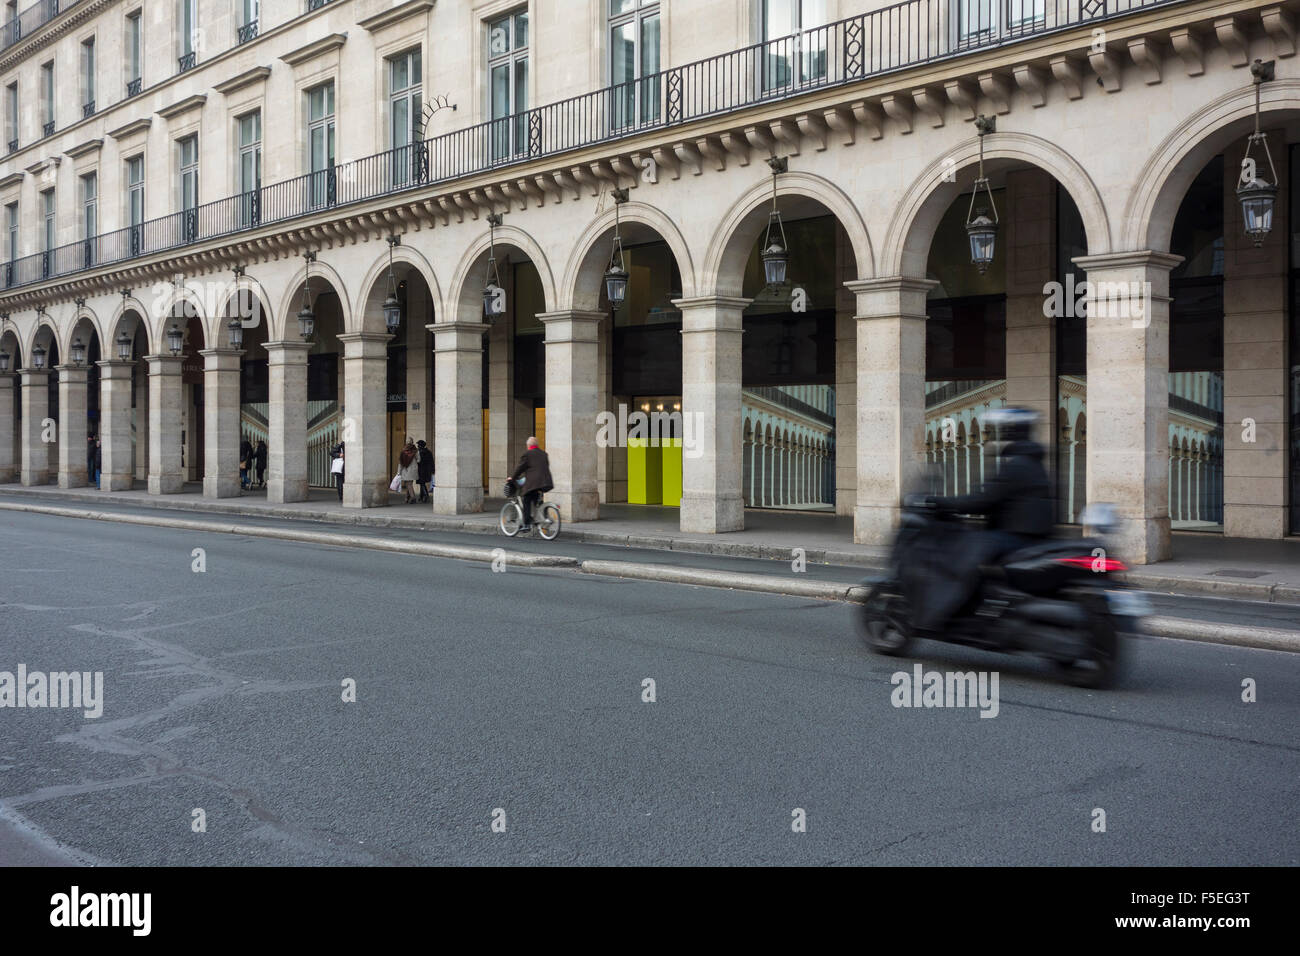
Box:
858;582;913;656
1054;596;1121;689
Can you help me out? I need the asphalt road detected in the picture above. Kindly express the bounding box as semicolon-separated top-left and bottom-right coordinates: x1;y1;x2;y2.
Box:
1;511;1298;865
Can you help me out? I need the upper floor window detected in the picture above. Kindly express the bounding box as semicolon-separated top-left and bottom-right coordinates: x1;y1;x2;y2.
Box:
40;188;54;252
609;0;659;130
125;10;143;95
40;60;53;134
178;0;198;72
6;202;17;264
307;82;336;208
81;171;96;265
3;2;16;48
80;37;96;115
237;110;261;225
178;134;198;240
761;0;827;91
5;82;16;151
953;0;1046;49
388;49;422;186
239;0;259;43
126;154;145;254
487;9;528;160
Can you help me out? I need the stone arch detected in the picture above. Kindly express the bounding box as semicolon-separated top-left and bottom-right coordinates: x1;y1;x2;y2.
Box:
446;223;556;322
704;169;874;296
65;305;103;362
1124;78;1300;252
27;314;61;363
882;131;1111;279
0;321;22;368
352;241;443;335
107;296;154;355
215;273;276;347
275;258;354;340
562;199;696;311
151;282;209;352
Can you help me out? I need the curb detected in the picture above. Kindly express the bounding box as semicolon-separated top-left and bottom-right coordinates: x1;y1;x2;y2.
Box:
5;500;1296;654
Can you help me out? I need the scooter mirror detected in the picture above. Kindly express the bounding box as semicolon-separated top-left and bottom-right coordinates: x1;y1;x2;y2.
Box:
1080;502;1119;534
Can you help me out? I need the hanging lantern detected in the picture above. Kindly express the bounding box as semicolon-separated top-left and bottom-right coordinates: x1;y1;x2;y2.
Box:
383;236;403;333
71;336;86;366
227;317;244;350
483;214;505;318
762;156;790;287
32;343;46;369
298;251;316;341
0;349;9;372
166;323;184;356
964;115;999;275
604;189;630;310
115;330;132;361
1237;59;1278;248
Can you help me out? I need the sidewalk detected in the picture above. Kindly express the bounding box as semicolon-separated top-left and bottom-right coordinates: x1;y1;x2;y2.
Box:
2;481;1298;604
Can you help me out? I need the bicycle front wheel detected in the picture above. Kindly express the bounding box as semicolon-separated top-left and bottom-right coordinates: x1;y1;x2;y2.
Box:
499;500;524;536
537;503;561;540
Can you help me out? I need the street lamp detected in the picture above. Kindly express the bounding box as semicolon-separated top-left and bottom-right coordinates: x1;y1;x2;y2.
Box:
761;156;790;287
382;236;402;334
483;214;505;318
166;322;184;356
1238;59;1279;247
0;349;9;372
115;330;132;361
964;115;999;275
32;342;46;369
604;189;630;310
227;316;243;350
71;336;85;366
297;251;316;341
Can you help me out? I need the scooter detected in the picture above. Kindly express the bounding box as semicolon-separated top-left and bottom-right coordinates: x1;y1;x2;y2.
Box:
857;499;1149;689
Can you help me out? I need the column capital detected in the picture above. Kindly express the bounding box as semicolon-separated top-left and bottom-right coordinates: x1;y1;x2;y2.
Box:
538;310;604;343
537;309;606;324
337;331;394;344
55;364;90;381
0;372;14;387
338;331;393;360
1071;250;1183;273
847;275;938;320
143;354;184;375
19;368;50;383
263;339;313;354
671;295;752;312
199;348;244;371
96;359;136;371
427;321;491;336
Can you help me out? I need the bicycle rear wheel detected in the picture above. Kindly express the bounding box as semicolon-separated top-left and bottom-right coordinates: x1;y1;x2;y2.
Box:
499;500;524;536
537;503;561;540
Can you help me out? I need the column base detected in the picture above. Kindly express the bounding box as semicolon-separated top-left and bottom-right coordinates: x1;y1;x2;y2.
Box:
267;479;309;504
549;490;599;523
204;477;241;498
433;485;483;515
679;493;743;533
1224;505;1286;539
344;480;391;509
58;471;88;489
149;475;184;494
0;467;15;483
103;473;133;492
854;504;898;545
21;470;49;486
1099;515;1170;566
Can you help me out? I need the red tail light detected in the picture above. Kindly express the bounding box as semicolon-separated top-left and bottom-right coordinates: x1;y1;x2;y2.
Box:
1055;556;1128;572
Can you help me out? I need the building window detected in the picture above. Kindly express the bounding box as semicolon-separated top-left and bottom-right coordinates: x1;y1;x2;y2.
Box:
609;0;659;130
81;172;96;266
5;201;17;287
5;82;16;152
40;188;54;276
388;49;422;186
238;0;259;43
81;37;96;116
953;0;1046;49
126;10;143;96
178;134;199;241
487;9;528;160
237;111;261;226
762;0;827;92
178;0;198;72
126;154;144;255
40;60;54;135
307;82;336;208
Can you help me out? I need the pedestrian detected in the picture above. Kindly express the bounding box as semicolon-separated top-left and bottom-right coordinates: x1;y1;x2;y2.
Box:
239;435;253;490
331;445;345;502
398;438;419;504
510;437;553;532
92;437;102;489
87;435;95;485
416;439;433;503
255;439;268;489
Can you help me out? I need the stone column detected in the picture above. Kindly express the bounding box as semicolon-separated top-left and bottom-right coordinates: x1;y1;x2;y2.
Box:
835;241;858;516
133;362;149;480
1004;168;1057;444
339;331;391;508
847;277;933;544
1222;139;1288;538
200;348;243;498
595;312;625;504
675;295;749;533
540;309;603;522
146;354;184;494
431;320;488;514
98;360;134;491
1075;251;1181;564
0;374;14;482
20;368;50;486
56;365;89;489
265;340;310;504
486;310;514;494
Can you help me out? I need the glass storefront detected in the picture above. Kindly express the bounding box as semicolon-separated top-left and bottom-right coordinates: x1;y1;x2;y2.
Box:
1291;144;1300;534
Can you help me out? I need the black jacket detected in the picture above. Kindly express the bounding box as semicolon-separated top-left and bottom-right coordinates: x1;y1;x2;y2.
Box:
511;447;553;495
417;444;434;483
240;440;253;464
939;440;1053;537
254;442;267;469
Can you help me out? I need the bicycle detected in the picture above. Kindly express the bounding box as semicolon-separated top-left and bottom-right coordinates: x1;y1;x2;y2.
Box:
499;482;561;540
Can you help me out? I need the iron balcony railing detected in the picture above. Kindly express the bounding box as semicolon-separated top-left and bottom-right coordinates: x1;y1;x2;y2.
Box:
1;0;1189;293
126;78;142;98
177;52;197;74
82;100;94;118
1;0;84;54
238;21;259;45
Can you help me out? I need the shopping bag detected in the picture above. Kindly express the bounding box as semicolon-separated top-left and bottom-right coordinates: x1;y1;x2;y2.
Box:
389;474;402;492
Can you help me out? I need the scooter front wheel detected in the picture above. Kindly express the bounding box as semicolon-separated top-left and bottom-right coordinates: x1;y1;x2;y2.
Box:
858;582;913;656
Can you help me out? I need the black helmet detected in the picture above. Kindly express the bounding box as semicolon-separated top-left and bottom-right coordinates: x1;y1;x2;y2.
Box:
987;406;1039;445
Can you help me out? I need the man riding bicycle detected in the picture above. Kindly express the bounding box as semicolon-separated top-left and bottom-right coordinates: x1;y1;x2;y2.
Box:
510;437;553;533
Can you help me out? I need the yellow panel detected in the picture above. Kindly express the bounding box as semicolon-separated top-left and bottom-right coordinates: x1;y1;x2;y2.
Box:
627;438;663;504
661;438;682;508
534;407;546;450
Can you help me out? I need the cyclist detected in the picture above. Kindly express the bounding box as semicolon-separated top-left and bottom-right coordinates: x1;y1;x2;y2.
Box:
510;437;553;533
